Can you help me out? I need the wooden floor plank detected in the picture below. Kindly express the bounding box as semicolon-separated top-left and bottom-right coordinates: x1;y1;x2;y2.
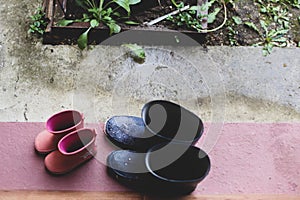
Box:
144;194;300;200
0;191;299;200
0;191;142;200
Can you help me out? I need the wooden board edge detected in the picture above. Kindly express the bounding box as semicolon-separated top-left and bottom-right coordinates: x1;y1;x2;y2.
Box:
0;191;141;200
0;191;299;200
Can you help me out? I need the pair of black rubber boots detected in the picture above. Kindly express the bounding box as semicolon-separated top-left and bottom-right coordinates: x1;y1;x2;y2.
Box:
104;100;210;196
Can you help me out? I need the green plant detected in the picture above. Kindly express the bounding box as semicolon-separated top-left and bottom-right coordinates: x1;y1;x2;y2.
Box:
219;0;299;53
232;15;242;25
166;3;205;31
227;26;238;45
243;18;288;55
223;0;237;8
28;7;48;35
226;16;241;46
244;21;260;33
256;0;290;28
249;20;288;56
225;12;245;46
59;0;141;49
195;0;299;52
122;43;145;63
166;0;225;32
248;0;299;55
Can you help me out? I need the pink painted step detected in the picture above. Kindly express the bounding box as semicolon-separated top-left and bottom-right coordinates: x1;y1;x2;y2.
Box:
0;122;299;194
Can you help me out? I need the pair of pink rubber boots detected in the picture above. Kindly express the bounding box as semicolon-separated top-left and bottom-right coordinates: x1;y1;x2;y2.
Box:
34;110;97;175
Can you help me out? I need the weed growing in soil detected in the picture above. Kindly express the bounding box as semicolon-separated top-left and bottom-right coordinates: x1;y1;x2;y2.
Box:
166;0;225;32
29;0;299;54
28;7;48;36
215;0;299;55
253;0;299;55
58;0;141;49
260;21;288;55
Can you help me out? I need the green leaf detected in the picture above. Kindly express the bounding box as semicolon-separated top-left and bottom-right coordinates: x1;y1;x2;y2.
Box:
129;0;141;5
266;43;273;53
106;7;113;15
232;16;242;25
122;43;145;63
245;22;260;33
174;35;180;43
83;13;89;19
37;29;44;34
113;11;121;17
283;21;289;29
171;0;179;7
99;0;105;10
107;23;121;34
113;0;130;13
88;7;99;14
260;20;268;32
207;7;221;24
57;19;75;26
201;0;216;11
103;16;112;21
260;7;267;13
272;37;287;42
274;29;288;36
77;27;91;50
268;29;277;37
90;19;99;28
262;48;269;56
124;20;139;25
34;21;41;27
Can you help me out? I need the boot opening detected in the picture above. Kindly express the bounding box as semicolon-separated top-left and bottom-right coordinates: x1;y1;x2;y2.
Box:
60;129;95;153
147;144;210;182
47;110;82;132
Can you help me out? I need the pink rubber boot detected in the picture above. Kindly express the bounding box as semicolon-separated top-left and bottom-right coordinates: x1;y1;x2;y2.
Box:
34;110;84;154
44;128;97;175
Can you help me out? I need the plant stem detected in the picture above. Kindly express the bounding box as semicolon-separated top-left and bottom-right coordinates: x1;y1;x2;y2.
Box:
171;0;179;7
197;0;207;29
86;0;95;8
112;5;121;13
192;0;227;33
103;1;115;10
97;0;104;20
99;0;104;10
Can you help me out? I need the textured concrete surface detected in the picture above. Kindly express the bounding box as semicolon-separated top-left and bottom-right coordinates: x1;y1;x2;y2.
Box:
0;0;300;123
0;0;300;195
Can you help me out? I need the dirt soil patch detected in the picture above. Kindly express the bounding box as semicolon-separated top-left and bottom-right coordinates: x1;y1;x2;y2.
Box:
40;0;300;47
132;0;300;47
205;1;300;46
